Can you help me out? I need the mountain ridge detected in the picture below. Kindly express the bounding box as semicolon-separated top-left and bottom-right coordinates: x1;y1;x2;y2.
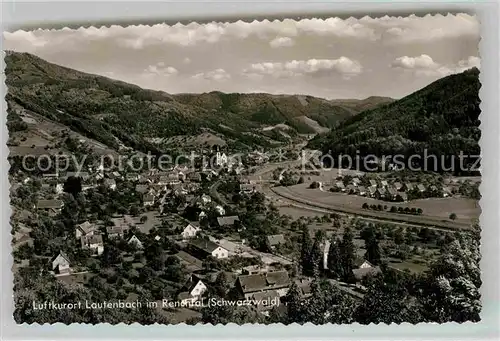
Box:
308;67;481;174
5;51;393;153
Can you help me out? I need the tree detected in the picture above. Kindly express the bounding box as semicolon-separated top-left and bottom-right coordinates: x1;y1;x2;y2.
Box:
339;227;356;282
362;203;369;209
63;176;82;197
300;226;313;276
284;281;304;324
213;271;230;298
327;237;342;278
310;230;326;276
394;228;405;245
449;212;457;220
364;237;382;265
355;274;422;324
419;234;481;323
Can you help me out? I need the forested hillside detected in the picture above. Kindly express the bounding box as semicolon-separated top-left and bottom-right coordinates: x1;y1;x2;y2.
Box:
310;68;481;174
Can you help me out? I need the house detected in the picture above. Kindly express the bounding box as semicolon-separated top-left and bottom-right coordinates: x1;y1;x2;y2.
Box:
143;194;155;207
81;234;104;255
266;234;285;251
217;216;240;228
352;260;382;281
63;172;90;181
104;178;116;190
135;184;149;194
386;187;398;201
126;173;140;182
234;270;291;300
346;184;357;194
12;225;34;251
357;186;367;196
396;192;408;202
240;183;256;194
417;184;426;192
352;177;361;186
186;172;202;182
36;199;64;214
158;172;180;186
393;182;403;191
52;251;71;275
215;151;228;166
189;238;229;259
296;279;313;298
403;183;414;191
375;187;386;199
249;290;280;311
380;180;388;187
215;205;225;216
354;258;374;269
128;235;143;249
181;223;201;239
335;182;345;192
442;187;452;197
75;221;97;239
110;171;122;179
175;251;203;272
107;216;135;238
106;226;128;238
368;185;377;197
55;183;64;194
177;277;208;304
369;179;378;187
198;211;207;220
241;265;270;275
200;194;212;205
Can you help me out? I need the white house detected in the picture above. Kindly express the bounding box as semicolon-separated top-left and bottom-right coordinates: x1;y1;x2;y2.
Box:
52;251;71;275
143;194;155;207
104;178;117;190
201;194;212;205
55;183;64;194
215;151;228;167
128;235;143;249
215;205;226;216
188;279;207;299
181;224;201;239
189;238;229;259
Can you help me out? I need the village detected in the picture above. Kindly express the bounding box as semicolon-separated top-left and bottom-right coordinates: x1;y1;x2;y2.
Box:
12;143;423;321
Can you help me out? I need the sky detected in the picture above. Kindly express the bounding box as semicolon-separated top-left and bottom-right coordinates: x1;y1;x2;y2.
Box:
3;13;480;100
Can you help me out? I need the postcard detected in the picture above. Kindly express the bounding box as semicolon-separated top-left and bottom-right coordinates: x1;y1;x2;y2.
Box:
4;14;481;325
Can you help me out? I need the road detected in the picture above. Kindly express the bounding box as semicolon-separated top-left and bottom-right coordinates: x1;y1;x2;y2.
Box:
209;180;227;205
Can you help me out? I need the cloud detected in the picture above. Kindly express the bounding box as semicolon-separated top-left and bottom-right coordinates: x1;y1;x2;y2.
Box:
244;57;363;78
192;68;231;81
183;57;191;64
269;36;294;48
4;17;379;51
391;54;439;69
376;13;479;43
144;62;178;76
391;54;480;77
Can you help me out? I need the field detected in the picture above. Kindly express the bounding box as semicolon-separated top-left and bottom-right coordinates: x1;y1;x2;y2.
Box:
274;183;479;227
